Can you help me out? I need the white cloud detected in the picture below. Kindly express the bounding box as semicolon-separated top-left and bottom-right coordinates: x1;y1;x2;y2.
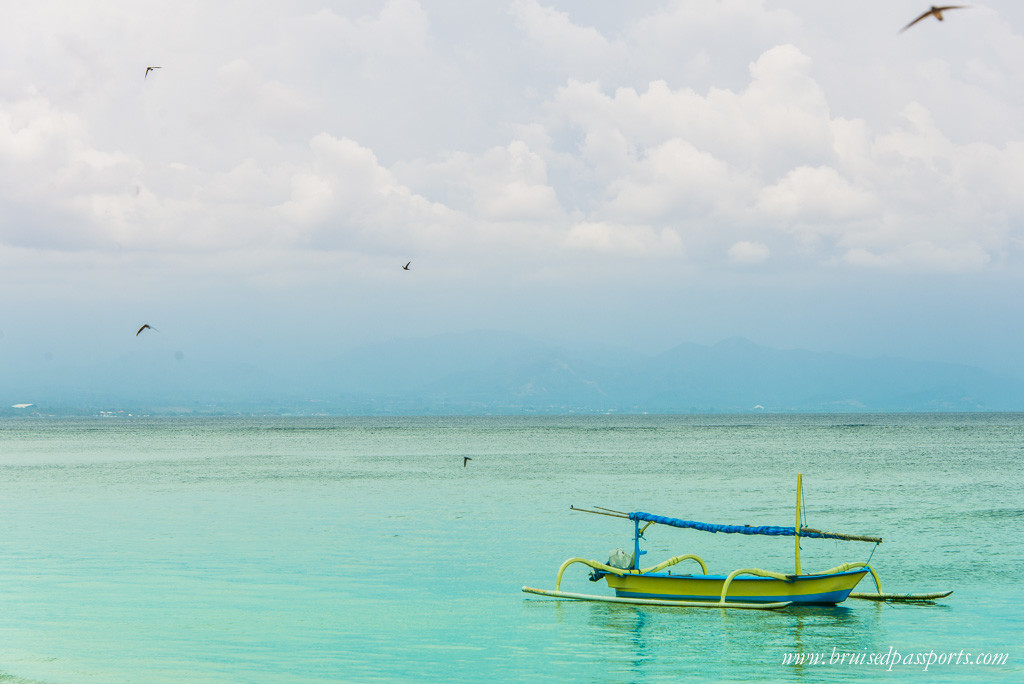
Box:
540;38;1024;272
216;59;314;128
2;1;1024;286
455;141;564;221
550;45;833;171
565;221;682;256
624;0;802;94
287;0;431;59
757;165;876;226
0;95;140;249
728;241;770;264
603;137;753;222
2;0;1024;378
844;242;991;274
511;0;626;77
272;133;459;251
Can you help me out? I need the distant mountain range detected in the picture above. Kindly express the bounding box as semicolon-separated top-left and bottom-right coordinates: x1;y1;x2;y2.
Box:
4;332;1024;415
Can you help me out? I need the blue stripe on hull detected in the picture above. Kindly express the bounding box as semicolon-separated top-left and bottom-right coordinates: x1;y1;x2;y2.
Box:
613;588;854;605
637;569;865;581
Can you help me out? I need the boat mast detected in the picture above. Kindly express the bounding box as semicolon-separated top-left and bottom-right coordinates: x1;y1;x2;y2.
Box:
632;517;647;570
795;473;803;575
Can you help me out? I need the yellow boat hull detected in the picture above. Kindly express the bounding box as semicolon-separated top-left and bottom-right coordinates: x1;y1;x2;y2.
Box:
605;568;868;605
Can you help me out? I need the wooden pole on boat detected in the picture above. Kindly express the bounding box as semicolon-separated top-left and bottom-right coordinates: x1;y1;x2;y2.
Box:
569;505;629;519
794;474;802;576
799;528;882;544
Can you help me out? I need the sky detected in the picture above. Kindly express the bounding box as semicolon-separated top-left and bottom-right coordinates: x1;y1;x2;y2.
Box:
3;1;1024;386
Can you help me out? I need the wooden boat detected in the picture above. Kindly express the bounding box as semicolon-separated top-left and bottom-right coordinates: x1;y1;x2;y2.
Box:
522;475;951;610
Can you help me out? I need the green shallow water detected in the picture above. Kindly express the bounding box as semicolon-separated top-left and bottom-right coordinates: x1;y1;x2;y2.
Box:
0;414;1020;682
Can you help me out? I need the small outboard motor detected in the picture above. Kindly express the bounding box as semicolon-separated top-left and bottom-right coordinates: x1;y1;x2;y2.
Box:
590;548;633;581
607;548;633;569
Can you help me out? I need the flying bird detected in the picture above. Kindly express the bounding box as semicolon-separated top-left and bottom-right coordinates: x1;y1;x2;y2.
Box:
900;6;970;33
136;324;157;336
144;66;162;78
463;457;472;467
402;262;411;271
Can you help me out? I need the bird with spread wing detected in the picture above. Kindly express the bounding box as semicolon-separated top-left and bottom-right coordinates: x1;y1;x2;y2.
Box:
900;5;970;33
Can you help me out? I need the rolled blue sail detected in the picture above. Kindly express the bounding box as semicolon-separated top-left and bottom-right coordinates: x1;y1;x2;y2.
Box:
629;512;842;540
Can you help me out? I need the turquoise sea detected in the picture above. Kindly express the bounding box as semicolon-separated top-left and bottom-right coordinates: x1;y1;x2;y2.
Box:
0;414;1021;682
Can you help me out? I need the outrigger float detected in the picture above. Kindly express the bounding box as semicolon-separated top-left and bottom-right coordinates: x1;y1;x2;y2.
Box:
522;475;952;611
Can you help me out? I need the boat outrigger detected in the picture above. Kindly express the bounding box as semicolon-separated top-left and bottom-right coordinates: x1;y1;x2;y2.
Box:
522;475;952;611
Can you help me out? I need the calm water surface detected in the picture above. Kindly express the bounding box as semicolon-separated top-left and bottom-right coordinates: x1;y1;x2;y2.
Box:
0;414;1021;682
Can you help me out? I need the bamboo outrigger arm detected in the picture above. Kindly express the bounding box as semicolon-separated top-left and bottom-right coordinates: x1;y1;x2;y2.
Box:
720;568;793;604
718;562;881;604
521;586;792;611
554;554;709;591
849;590;954;602
823;563;953;602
